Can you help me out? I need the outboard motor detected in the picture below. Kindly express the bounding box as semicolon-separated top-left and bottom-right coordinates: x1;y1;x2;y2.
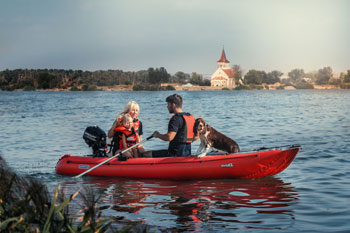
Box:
83;126;107;157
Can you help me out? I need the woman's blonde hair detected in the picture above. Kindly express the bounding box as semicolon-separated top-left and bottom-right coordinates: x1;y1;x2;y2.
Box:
120;101;140;118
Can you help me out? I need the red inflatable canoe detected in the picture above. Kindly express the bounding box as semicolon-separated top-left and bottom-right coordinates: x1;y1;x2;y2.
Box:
55;145;300;180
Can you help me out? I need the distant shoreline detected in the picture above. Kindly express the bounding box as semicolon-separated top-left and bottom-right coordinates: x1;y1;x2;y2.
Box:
8;83;342;92
2;68;348;92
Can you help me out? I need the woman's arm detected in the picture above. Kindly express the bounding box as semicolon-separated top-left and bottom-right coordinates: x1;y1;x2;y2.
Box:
107;120;117;138
108;116;122;138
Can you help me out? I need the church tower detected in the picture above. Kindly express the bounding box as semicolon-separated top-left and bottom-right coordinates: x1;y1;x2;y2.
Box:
217;49;230;69
210;48;236;88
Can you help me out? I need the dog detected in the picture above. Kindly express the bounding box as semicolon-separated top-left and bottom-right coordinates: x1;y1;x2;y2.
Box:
193;118;240;158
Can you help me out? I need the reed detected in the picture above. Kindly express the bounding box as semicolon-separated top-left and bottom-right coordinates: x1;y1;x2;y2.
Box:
0;155;139;232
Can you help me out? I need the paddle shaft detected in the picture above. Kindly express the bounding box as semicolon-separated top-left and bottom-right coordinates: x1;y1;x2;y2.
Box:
74;135;153;178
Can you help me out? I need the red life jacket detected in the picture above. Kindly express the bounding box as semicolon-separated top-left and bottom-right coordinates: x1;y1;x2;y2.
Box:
115;116;140;133
114;125;137;149
170;113;195;143
133;119;140;133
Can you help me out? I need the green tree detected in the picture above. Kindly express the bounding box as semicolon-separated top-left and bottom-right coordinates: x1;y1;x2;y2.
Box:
158;67;170;83
339;72;346;83
172;71;190;83
315;66;333;85
305;72;317;83
232;64;242;85
189;72;202;85
266;70;283;84
244;70;267;84
147;68;156;83
288;69;305;82
147;67;170;84
16;75;35;89
38;72;55;89
0;76;9;86
342;70;350;83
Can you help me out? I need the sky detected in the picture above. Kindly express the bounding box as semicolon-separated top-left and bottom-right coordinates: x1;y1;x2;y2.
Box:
0;0;349;77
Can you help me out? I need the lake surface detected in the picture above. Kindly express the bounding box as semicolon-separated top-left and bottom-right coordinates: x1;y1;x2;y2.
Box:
0;90;349;232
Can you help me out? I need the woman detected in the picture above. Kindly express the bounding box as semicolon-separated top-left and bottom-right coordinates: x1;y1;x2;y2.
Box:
108;101;145;156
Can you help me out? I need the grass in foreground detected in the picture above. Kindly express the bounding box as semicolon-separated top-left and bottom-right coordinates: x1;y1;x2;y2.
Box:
0;155;142;233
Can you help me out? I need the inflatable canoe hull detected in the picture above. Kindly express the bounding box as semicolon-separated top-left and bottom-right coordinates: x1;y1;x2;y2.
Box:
55;146;299;179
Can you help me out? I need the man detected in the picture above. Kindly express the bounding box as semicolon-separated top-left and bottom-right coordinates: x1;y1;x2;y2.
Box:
148;94;196;157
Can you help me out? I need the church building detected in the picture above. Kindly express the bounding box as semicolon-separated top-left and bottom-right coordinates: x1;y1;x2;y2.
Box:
210;49;236;88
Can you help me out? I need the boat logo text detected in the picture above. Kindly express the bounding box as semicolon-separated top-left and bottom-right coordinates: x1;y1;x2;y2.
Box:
79;164;90;169
221;163;233;168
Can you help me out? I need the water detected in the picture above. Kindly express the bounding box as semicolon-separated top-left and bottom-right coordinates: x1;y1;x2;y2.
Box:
0;90;349;232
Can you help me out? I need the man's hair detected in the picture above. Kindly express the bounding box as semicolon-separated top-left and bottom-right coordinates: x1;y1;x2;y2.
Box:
166;94;183;107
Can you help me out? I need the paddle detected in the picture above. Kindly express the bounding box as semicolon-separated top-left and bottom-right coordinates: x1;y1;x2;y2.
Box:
74;135;153;178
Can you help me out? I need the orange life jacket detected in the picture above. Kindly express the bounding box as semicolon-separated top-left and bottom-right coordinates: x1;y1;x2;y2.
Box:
182;114;195;143
114;125;137;149
170;113;195;143
114;116;140;133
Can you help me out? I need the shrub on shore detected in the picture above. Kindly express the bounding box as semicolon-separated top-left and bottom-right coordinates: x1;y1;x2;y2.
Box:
82;84;97;91
234;85;250;90
70;86;81;91
133;84;175;91
164;85;176;90
23;86;36;91
294;80;314;89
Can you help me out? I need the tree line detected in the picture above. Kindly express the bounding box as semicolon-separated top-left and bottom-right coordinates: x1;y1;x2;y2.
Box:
234;66;350;89
0;66;349;91
0;67;210;91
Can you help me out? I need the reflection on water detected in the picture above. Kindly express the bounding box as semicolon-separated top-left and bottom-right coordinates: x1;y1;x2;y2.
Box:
61;177;298;231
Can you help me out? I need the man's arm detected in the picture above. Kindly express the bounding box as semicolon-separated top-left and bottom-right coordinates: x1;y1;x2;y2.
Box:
152;131;176;141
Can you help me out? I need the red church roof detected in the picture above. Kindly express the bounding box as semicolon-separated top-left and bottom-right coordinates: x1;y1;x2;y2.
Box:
211;76;227;80
223;68;235;78
217;49;230;63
